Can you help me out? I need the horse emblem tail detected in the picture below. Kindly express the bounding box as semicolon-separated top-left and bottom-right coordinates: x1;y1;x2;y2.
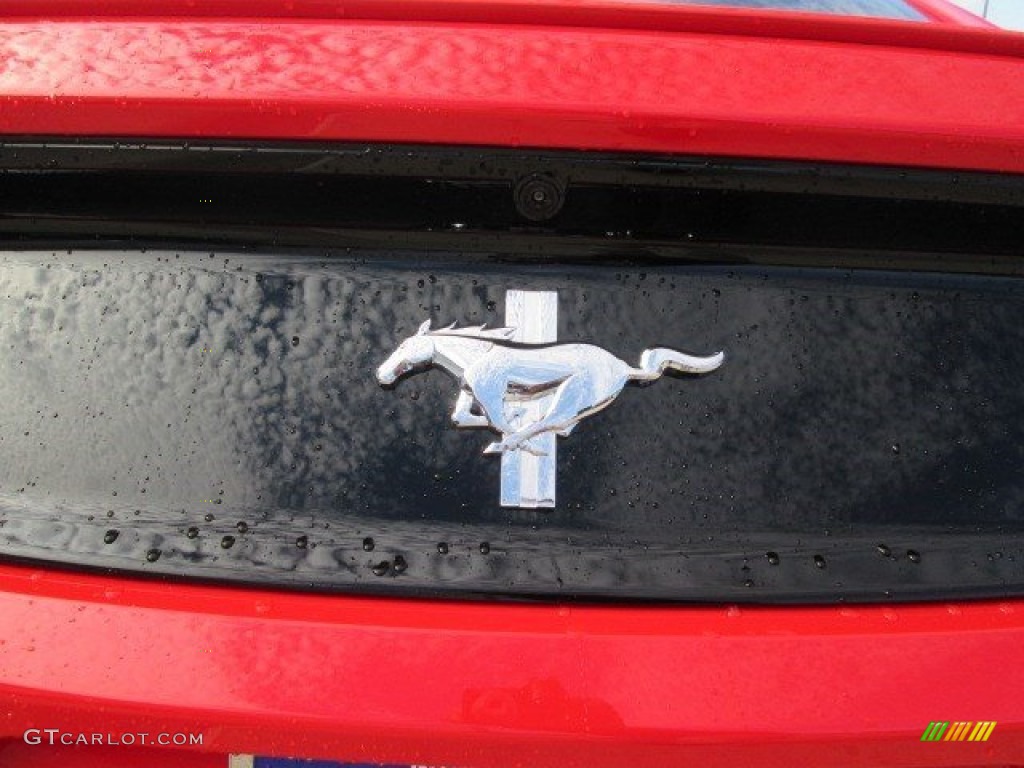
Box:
629;347;724;381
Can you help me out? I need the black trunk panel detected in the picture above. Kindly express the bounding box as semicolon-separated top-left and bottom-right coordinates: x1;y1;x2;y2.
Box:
1;141;1023;602
0;250;1021;601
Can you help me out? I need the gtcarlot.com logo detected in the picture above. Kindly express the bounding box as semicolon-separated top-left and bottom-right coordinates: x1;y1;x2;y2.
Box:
921;721;997;742
24;729;204;747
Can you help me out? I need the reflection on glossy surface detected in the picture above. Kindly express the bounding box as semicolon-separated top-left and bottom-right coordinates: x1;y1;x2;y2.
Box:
650;0;922;20
461;677;624;732
1;250;1023;601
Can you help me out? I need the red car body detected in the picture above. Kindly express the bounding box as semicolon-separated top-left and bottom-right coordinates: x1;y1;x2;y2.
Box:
1;1;1023;766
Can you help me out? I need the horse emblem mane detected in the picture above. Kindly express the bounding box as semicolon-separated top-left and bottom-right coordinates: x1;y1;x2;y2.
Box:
420;320;517;342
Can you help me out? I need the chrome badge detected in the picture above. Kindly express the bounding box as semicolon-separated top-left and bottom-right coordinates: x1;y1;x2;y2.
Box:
376;290;723;508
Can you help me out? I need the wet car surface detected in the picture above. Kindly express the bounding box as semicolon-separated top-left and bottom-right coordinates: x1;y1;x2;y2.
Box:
2;248;1024;601
2;0;1024;765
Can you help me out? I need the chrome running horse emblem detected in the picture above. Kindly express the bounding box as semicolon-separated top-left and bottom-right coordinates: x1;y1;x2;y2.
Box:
376;290;723;508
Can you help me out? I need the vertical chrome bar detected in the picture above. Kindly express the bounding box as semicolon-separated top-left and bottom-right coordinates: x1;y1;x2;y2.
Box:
501;290;558;508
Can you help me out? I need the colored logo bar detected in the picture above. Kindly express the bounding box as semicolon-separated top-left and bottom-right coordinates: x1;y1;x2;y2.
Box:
921;721;997;742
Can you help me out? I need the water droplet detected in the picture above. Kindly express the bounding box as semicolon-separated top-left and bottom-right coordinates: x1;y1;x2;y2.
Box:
876;543;891;557
103;530;119;544
362;536;375;551
145;548;161;562
479;542;490;554
814;554;827;569
437;542;449;554
291;336;300;347
220;535;235;549
204;513;215;522
743;578;754;588
766;551;779;565
236;521;248;534
186;526;199;539
295;535;308;549
371;561;390;576
891;443;900;455
907;549;921;563
393;555;408;573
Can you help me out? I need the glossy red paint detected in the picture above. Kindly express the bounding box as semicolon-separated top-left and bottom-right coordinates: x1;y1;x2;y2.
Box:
0;15;1023;173
0;564;1021;766
0;744;225;768
2;4;1024;766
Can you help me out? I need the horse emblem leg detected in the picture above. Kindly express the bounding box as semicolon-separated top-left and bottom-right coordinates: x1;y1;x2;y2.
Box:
483;375;590;455
450;390;489;428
